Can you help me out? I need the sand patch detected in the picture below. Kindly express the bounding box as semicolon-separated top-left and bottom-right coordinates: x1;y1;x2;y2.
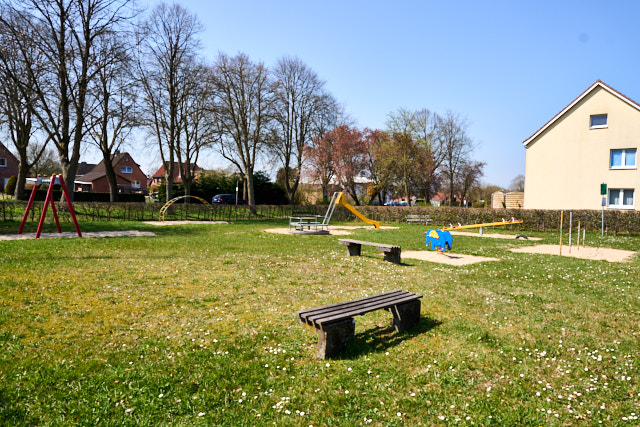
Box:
510;245;636;262
143;221;228;226
264;227;352;235
0;230;156;240
329;225;399;230
449;231;542;240
403;250;500;265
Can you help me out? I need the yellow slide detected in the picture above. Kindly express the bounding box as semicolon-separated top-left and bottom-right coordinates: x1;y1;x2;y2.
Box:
335;192;380;229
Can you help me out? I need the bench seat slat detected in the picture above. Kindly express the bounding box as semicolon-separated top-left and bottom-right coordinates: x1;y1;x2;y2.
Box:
307;295;422;326
338;239;399;250
297;291;422;328
296;290;406;317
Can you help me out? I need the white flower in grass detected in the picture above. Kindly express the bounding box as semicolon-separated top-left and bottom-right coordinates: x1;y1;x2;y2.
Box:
198;412;205;417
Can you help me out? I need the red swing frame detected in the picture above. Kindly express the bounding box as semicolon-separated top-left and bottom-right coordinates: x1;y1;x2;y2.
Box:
18;174;82;238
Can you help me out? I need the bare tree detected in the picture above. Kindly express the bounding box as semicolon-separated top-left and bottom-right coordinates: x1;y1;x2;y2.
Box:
212;52;273;209
1;0;137;201
137;2;202;201
456;160;485;206
87;30;137;202
28;144;60;176
384;108;436;205
436;111;474;206
269;56;329;204
509;174;525;192
174;61;216;196
0;8;49;198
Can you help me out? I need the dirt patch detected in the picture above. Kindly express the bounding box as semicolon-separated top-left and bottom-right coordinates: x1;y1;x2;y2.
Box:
449;231;542;240
264;227;352;236
0;230;156;241
403;250;500;266
510;244;636;263
143;221;228;226
329;225;399;230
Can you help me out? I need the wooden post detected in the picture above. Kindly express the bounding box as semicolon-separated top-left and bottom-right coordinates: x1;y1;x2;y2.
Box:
569;212;572;253
559;211;564;255
577;221;581;251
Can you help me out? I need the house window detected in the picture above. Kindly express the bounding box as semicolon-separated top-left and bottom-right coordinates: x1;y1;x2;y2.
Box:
121;166;132;174
590;114;607;129
610;149;636;169
0;158;6;167
608;188;634;209
132;180;140;188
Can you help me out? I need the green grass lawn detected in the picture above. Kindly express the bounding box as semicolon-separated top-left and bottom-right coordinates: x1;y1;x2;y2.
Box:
0;220;639;425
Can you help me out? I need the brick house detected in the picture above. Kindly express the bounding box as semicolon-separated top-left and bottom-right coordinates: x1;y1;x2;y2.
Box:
76;152;147;193
149;162;203;187
0;141;19;190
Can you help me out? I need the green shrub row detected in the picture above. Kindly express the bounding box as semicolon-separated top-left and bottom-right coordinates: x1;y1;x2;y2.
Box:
21;190;145;203
1;200;639;234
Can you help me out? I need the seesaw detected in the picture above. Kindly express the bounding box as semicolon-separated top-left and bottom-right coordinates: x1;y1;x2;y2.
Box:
426;218;523;252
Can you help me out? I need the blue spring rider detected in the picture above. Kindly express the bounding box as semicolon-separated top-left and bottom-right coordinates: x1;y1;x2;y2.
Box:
425;229;453;252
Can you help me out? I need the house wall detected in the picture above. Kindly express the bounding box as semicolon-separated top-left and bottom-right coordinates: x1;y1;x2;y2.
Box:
0;143;20;190
524;86;640;210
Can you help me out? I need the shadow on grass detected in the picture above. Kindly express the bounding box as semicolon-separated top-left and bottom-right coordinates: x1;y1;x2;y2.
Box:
340;316;442;360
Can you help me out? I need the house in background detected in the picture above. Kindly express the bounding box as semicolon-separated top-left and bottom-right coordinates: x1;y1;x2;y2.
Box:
0;141;19;190
75;152;147;193
149;162;203;188
523;80;639;211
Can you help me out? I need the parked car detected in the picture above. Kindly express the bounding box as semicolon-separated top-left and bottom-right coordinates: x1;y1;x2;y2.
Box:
211;194;246;205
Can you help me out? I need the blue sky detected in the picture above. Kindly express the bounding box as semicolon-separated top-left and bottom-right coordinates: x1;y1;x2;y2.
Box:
130;0;640;187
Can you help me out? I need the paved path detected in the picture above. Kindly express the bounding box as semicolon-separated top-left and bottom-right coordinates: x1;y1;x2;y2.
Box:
0;230;156;241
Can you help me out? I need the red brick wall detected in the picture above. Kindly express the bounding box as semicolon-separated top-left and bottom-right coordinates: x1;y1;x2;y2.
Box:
0;143;19;190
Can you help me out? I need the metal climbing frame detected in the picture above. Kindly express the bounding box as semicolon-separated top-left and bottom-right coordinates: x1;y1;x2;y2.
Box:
287;192;341;234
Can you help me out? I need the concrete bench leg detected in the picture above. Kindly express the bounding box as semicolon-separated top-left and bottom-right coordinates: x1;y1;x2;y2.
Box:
390;300;421;332
346;243;361;257
316;318;355;359
383;248;401;264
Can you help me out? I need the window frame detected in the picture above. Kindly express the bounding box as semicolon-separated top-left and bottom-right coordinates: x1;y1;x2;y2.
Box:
610;148;637;169
608;188;635;209
0;158;6;167
121;166;133;174
590;114;608;129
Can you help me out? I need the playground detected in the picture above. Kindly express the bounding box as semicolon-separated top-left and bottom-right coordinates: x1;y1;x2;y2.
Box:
1;205;639;424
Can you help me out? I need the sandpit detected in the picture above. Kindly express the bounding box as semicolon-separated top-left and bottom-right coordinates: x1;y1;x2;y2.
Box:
264;225;398;236
143;221;228;226
510;245;636;263
403;250;500;266
449;231;542;240
0;230;156;240
264;227;352;236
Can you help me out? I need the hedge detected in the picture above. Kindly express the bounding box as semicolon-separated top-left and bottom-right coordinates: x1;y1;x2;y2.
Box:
0;201;639;235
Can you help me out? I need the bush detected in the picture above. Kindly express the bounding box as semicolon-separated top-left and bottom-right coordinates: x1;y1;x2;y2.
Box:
4;175;16;196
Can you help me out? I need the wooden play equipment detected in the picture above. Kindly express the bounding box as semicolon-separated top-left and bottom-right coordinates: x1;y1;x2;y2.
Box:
159;195;213;221
288;191;380;234
18;174;82;238
442;217;523;235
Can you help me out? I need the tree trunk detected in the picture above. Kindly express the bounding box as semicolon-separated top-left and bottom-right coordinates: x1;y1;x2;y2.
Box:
103;153;119;203
14;162;29;200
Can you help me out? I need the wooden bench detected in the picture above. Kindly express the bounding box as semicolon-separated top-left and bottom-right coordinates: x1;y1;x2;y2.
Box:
338;239;401;264
406;214;432;224
296;290;422;359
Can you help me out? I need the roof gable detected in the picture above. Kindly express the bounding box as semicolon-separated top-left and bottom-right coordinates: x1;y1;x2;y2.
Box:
523;80;640;147
81;152;143;182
